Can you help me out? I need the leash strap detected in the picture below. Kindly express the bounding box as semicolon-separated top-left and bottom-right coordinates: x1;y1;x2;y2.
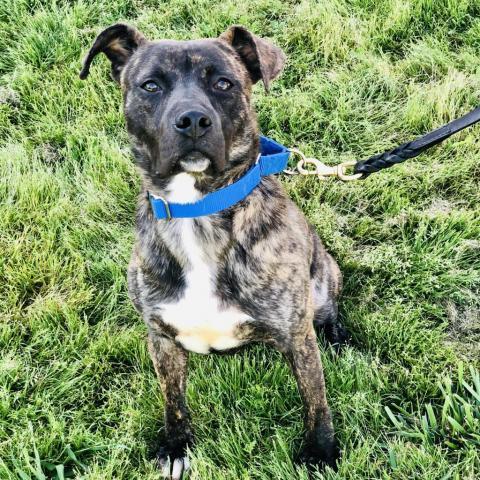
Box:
149;136;289;219
354;106;480;177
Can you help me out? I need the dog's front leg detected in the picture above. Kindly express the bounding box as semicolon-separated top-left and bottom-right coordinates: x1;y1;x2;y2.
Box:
284;328;340;471
148;332;192;480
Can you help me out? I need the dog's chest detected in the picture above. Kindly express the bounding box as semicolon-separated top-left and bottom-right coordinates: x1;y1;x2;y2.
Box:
153;174;251;354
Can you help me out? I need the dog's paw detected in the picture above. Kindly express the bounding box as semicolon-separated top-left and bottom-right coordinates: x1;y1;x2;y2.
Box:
298;437;340;472
316;321;350;352
156;446;190;480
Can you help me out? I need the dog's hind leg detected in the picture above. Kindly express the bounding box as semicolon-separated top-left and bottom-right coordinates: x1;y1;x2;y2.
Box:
313;300;349;350
309;227;349;349
283;328;340;471
148;332;192;480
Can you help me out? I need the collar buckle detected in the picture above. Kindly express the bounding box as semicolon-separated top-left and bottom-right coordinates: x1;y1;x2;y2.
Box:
149;192;172;220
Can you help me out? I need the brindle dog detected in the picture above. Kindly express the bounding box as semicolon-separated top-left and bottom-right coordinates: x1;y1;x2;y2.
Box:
80;23;347;479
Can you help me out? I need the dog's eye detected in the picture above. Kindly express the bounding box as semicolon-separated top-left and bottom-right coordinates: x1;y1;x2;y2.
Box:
213;78;233;91
141;81;161;93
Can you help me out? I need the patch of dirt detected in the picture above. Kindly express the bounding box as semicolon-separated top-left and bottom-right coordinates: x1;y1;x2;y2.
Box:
0;86;20;107
424;198;455;217
445;303;480;361
37;143;65;166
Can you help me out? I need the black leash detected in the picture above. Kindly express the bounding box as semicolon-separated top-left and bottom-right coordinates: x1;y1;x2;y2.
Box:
353;106;480;178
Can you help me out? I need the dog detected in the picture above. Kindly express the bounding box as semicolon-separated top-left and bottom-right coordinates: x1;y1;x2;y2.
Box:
80;23;347;479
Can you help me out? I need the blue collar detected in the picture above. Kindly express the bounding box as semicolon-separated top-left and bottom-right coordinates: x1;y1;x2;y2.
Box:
149;136;290;220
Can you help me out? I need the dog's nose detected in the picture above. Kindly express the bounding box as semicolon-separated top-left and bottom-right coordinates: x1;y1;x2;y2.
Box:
174;110;212;139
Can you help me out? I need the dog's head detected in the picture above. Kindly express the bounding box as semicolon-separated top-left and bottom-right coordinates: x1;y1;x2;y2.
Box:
80;24;285;187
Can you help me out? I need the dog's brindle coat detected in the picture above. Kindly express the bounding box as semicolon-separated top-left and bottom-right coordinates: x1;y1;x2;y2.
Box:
80;24;346;478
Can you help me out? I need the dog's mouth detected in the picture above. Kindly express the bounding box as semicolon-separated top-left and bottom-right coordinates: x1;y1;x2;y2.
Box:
178;151;211;173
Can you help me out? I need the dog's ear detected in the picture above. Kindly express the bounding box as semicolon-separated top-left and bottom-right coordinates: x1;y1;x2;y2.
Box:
79;24;146;82
219;26;286;91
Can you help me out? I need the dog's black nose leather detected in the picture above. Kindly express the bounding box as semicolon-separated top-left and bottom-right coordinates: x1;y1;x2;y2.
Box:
174;110;212;139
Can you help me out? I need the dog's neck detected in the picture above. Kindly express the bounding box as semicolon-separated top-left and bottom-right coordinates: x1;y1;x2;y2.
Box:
135;167;235;268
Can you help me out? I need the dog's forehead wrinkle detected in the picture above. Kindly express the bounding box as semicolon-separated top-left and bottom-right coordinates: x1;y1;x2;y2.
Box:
137;39;234;72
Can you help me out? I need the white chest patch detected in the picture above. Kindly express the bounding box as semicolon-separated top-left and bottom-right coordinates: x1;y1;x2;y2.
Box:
153;173;251;354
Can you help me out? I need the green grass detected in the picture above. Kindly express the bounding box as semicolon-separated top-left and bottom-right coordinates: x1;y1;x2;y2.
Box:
1;0;479;478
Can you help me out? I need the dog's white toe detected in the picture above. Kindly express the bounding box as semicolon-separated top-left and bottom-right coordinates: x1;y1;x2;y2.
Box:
159;455;190;480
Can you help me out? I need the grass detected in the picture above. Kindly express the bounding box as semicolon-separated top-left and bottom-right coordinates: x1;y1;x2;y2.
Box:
0;0;479;478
